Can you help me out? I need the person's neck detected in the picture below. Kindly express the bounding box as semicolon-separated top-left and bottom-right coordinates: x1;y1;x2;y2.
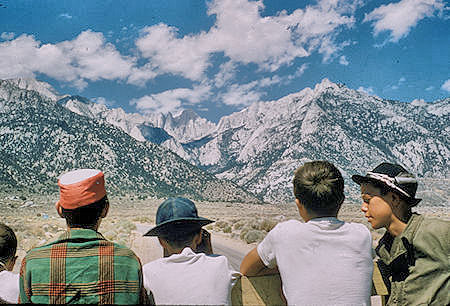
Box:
387;219;407;237
304;213;338;222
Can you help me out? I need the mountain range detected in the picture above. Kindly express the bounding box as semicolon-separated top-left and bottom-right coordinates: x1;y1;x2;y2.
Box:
1;78;449;205
0;79;259;203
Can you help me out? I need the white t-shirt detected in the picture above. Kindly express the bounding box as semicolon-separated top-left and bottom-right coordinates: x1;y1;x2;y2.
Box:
143;247;240;305
257;217;373;306
0;270;20;303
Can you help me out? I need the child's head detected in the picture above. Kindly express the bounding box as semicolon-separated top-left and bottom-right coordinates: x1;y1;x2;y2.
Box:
143;197;214;254
293;161;345;217
56;169;109;229
0;223;17;271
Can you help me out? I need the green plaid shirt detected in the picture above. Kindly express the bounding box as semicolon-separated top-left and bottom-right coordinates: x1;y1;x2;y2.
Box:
19;229;149;304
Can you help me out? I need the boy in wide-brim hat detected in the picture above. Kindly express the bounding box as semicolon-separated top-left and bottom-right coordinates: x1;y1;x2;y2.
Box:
352;162;449;306
19;169;150;304
142;197;240;305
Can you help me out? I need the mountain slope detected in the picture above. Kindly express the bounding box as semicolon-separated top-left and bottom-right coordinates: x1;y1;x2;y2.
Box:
182;80;449;203
0;80;259;202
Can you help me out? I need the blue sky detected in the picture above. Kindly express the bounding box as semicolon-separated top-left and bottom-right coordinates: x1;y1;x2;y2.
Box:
1;0;449;122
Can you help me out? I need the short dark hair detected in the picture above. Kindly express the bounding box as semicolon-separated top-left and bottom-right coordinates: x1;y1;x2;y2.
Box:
62;196;108;229
0;223;17;263
293;161;345;215
159;223;202;250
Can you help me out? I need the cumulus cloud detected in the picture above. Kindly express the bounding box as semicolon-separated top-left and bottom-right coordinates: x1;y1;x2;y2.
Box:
357;86;375;95
214;61;237;88
0;31;135;89
0;32;15;40
131;84;212;114
442;79;450;92
92;97;116;107
220;81;263;106
364;0;445;42
135;0;361;81
339;55;349;65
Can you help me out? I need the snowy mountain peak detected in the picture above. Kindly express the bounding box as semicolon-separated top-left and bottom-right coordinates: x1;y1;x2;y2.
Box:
4;78;62;101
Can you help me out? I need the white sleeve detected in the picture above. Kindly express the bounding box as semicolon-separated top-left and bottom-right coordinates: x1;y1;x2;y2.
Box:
256;225;278;269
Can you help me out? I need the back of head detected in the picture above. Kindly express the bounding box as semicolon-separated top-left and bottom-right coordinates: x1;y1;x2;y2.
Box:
293;161;345;215
61;196;108;229
0;223;17;264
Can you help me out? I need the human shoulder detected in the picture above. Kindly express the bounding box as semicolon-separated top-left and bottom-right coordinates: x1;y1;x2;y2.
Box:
411;215;449;248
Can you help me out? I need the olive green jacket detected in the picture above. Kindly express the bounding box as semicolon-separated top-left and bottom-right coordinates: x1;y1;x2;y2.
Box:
376;214;449;306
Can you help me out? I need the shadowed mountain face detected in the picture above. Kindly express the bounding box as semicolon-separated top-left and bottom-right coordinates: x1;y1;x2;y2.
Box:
0;80;260;203
3;78;448;205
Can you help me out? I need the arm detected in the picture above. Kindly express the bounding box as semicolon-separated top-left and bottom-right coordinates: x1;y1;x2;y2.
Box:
240;247;278;276
18;258;31;304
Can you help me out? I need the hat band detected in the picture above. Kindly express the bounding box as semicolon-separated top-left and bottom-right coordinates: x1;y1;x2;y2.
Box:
366;172;414;199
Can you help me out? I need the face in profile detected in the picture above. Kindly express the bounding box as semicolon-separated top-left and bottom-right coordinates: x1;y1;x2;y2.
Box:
360;183;394;230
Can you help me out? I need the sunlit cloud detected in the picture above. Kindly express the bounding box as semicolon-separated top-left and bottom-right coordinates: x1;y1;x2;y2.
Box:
339;55;349;66
364;0;445;42
131;84;212;114
0;32;15;40
441;79;450;92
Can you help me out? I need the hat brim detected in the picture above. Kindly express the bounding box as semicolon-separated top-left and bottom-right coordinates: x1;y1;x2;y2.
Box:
351;174;369;185
143;217;214;237
351;174;422;206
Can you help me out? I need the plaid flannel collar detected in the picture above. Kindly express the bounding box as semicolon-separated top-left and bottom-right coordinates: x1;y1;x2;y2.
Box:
54;228;106;244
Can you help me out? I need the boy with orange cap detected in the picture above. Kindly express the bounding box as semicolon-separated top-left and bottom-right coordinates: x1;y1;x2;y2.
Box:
19;169;150;304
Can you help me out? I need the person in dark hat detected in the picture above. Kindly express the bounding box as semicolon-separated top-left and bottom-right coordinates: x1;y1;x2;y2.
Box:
19;169;150;304
353;162;449;306
142;197;240;305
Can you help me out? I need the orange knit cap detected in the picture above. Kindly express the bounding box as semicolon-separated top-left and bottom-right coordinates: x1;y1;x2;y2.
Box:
56;169;106;210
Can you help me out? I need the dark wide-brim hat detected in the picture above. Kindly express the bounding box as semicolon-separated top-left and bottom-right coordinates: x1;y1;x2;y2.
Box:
352;162;421;206
143;197;214;237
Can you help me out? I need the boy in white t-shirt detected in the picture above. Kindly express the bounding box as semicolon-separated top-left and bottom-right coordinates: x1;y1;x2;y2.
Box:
0;223;19;304
241;160;373;305
142;197;240;305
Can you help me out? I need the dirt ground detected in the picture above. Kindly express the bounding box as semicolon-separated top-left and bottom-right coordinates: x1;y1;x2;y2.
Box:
1;194;448;273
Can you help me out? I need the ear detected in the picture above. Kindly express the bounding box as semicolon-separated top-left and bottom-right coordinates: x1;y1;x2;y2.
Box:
55;202;64;218
158;237;171;252
193;231;202;248
295;198;302;210
100;200;110;218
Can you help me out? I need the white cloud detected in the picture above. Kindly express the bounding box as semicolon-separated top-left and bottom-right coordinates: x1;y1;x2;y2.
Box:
441;79;450;92
339;55;349;65
0;32;15;40
220;81;263;106
364;0;445;42
59;13;73;19
214;61;237;88
135;0;361;81
131;84;212;114
425;86;434;91
288;63;309;80
357;86;375;95
92;97;116;107
0;31;135;90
